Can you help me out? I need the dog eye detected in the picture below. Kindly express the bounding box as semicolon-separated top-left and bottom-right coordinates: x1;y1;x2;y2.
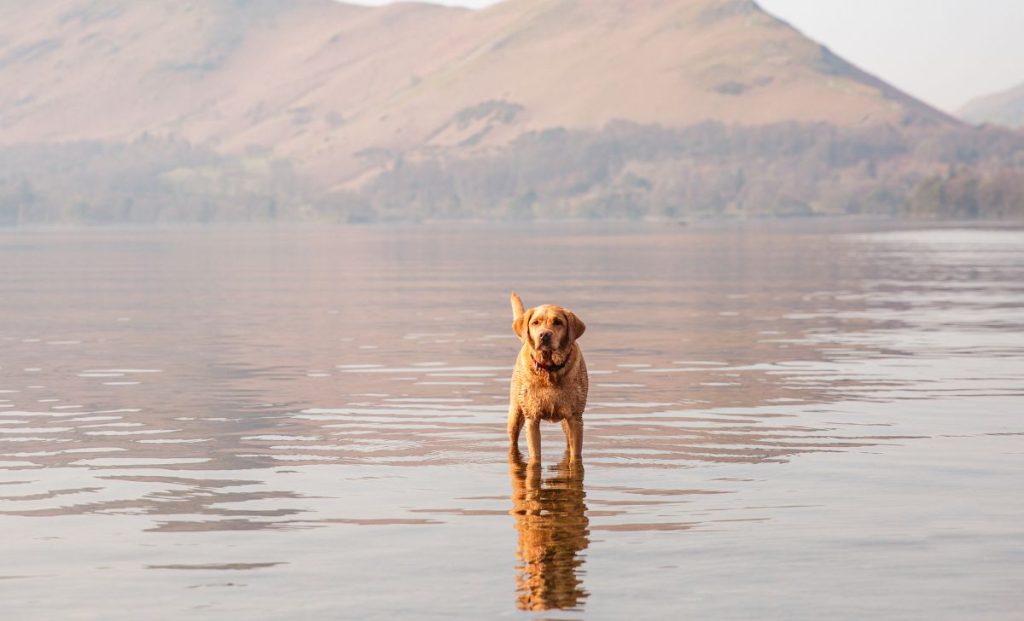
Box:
531;319;540;325
553;319;563;326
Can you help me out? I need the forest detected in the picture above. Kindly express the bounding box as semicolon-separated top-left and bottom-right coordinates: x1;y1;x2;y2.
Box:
2;122;1023;225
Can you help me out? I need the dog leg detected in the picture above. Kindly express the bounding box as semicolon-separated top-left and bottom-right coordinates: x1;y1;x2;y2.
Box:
557;450;584;479
561;419;572;449
508;407;524;452
525;417;542;463
566;418;583;463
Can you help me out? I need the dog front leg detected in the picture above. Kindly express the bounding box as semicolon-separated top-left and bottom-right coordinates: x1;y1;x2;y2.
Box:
525;417;542;463
507;406;524;452
566;418;583;463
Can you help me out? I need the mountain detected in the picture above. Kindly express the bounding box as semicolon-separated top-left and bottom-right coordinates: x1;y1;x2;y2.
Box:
1;0;1022;223
959;81;1024;128
0;0;954;180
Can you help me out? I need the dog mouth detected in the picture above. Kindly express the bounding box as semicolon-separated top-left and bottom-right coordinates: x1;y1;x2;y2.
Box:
531;351;570;375
532;349;566;366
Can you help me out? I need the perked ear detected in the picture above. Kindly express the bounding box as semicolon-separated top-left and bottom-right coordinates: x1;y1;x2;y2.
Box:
513;308;534;342
566;310;586;341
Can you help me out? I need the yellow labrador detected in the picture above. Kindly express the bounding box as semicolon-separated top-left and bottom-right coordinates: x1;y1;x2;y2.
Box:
507;292;588;463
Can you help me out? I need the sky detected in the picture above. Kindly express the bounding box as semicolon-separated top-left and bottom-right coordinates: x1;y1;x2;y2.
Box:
348;0;1024;113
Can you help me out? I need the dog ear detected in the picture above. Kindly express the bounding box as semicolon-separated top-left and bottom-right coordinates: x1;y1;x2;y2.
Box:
566;310;586;341
513;308;534;343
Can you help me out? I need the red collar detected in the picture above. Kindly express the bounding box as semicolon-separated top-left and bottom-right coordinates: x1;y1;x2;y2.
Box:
533;351;570;373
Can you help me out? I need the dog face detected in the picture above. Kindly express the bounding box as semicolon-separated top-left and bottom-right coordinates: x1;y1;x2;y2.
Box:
514;304;586;353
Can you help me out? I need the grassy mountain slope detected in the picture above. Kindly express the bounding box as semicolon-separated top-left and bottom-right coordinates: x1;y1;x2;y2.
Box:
2;0;954;182
0;0;1021;223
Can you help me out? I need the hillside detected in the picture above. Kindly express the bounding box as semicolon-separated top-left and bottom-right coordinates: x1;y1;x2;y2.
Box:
0;0;954;181
959;81;1024;128
1;0;1022;223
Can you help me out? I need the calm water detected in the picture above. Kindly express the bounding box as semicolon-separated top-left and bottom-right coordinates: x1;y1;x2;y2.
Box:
1;223;1022;619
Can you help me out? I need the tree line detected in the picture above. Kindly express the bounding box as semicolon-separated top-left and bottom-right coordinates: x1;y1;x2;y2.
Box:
350;120;1024;221
0;136;301;226
2;121;1023;225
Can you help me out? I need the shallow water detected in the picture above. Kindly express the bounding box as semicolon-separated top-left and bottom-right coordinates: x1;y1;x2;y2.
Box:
1;223;1022;619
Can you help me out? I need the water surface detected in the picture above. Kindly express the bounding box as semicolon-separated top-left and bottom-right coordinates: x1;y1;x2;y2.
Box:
1;223;1022;619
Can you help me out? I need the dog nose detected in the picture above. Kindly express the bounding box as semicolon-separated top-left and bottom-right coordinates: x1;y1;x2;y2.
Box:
540;331;553;343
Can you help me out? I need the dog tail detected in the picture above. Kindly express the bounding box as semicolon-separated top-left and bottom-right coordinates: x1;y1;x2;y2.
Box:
510;292;525;319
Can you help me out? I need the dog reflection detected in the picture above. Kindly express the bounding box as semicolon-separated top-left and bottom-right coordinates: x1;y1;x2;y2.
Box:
508;450;589;611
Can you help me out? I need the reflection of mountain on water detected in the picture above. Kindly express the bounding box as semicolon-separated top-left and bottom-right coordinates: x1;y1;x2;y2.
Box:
509;451;590;611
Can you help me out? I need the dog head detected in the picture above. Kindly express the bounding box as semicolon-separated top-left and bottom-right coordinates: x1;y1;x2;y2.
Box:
513;303;586;356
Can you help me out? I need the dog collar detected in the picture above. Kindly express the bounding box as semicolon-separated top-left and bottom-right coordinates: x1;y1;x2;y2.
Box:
533;352;569;373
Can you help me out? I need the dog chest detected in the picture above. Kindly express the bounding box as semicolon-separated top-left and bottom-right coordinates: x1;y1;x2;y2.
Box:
520;384;576;422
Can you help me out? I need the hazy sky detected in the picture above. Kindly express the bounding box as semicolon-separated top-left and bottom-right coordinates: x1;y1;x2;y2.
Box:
349;0;1024;113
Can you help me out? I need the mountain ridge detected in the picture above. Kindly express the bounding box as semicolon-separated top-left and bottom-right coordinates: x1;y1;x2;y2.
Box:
1;0;956;186
959;80;1024;128
1;0;1021;224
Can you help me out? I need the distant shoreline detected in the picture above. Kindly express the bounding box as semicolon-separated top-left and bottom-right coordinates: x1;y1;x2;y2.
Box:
4;216;1023;235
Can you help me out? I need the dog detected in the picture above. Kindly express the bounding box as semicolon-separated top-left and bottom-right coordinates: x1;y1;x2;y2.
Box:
507;292;588;463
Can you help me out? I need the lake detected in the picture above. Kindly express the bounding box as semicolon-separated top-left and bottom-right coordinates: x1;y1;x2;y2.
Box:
1;222;1022;619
